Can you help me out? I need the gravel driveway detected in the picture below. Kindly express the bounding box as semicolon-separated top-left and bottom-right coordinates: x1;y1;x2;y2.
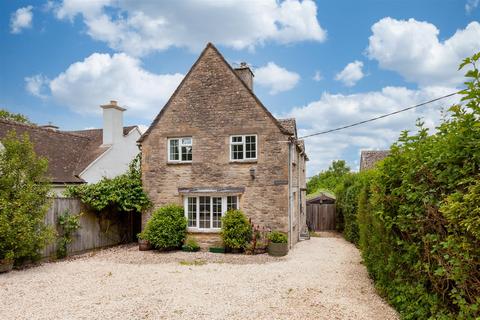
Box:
0;235;398;320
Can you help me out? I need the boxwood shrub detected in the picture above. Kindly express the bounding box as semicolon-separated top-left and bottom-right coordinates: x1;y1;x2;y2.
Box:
143;204;187;249
221;210;252;249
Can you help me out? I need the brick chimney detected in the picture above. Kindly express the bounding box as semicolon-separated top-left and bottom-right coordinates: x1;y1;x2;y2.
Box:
100;100;125;145
234;62;254;91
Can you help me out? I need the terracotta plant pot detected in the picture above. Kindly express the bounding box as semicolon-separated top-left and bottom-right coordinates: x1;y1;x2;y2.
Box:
138;239;152;251
268;243;288;256
0;259;14;273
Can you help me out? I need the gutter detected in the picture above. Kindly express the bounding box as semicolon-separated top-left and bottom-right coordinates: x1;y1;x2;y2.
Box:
288;140;293;249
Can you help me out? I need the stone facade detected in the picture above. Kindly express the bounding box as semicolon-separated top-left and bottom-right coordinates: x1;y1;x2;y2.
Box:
139;43;307;248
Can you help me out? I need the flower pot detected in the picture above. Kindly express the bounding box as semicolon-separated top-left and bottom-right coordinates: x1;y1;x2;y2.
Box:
0;259;14;273
138;239;152;251
182;245;200;252
230;247;243;254
209;247;226;253
268;242;288;256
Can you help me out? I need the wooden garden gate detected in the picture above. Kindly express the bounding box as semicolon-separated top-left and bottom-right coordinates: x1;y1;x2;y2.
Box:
306;203;336;231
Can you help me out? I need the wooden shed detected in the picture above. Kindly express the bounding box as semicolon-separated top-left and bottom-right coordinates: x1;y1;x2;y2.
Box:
306;191;336;231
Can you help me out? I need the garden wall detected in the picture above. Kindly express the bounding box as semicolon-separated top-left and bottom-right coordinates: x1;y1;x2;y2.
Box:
41;197;137;258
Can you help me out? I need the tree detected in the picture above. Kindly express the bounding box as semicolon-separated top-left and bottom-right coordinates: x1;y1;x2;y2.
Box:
0;131;53;262
0;109;31;124
307;160;351;194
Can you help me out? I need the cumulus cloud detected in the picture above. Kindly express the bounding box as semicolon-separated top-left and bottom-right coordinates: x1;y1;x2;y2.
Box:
313;70;322;81
466;0;479;13
51;0;326;56
25;74;49;98
286;86;460;175
254;62;300;94
25;53;184;119
10;6;33;34
335;61;364;87
367;18;480;87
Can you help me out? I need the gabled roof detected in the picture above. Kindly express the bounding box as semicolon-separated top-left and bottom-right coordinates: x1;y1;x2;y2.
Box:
138;42;293;143
359;150;390;171
0;119;137;183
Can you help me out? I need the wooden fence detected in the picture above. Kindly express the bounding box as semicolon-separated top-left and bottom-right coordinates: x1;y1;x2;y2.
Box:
306;203;336;231
42;197;137;258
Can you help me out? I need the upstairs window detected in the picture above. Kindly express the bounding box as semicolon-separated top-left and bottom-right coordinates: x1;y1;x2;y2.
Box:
168;137;192;162
230;135;257;161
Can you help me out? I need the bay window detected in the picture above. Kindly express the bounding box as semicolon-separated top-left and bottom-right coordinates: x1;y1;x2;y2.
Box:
184;195;239;230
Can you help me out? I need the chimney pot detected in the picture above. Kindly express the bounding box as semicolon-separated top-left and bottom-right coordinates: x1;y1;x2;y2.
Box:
110;100;117;106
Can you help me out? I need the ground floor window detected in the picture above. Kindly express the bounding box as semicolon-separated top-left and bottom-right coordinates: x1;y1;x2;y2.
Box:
184;195;239;230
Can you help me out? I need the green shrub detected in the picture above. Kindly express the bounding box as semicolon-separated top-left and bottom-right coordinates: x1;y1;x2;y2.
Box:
142;204;187;249
0;131;54;263
182;237;200;252
340;52;480;319
268;231;288;244
221;210;252;249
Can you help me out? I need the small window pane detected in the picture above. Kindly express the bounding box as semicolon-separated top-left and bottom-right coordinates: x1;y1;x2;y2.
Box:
232;144;243;160
181;146;192;161
245;135;256;159
232;136;242;143
199;196;211;229
182;137;192;145
187;197;197;227
169;139;179;161
227;196;238;211
212;197;222;228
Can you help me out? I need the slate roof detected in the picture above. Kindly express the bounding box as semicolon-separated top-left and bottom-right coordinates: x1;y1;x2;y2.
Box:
359;150;390;171
0;119;137;183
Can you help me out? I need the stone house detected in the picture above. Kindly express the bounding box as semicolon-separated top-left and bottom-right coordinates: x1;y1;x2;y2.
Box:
139;43;308;248
0;101;141;195
359;150;390;171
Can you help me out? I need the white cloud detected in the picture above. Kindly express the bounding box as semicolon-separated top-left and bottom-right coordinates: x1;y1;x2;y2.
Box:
367;18;480;87
335;61;364;87
26;53;184;119
286;86;460;175
313;70;322;81
52;0;326;56
25;74;49;98
466;0;480;13
254;62;300;94
10;6;33;34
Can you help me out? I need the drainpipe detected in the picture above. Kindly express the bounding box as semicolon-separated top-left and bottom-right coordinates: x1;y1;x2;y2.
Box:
288;140;293;249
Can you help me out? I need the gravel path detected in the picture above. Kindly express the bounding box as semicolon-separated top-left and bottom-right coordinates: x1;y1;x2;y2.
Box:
0;235;398;320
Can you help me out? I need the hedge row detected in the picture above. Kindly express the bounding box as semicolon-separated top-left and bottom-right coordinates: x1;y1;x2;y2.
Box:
336;53;480;319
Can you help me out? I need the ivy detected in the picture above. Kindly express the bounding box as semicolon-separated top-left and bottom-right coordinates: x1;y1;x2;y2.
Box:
56;211;82;259
65;154;151;213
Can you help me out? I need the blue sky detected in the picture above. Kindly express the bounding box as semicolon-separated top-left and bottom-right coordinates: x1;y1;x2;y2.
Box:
1;0;479;175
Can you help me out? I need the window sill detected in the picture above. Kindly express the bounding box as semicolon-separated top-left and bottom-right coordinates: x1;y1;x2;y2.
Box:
229;160;257;164
167;161;192;165
187;228;221;234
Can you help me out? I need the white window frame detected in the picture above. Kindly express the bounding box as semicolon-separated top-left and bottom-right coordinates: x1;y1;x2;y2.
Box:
167;137;192;163
183;195;239;232
230;134;257;161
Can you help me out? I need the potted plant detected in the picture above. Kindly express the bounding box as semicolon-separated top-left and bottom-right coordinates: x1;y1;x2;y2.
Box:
267;231;288;256
137;232;152;251
182;237;200;252
0;251;14;273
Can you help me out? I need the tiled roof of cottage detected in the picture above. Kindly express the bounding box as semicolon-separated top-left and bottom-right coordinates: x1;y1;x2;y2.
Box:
0;119;137;183
359;150;390;171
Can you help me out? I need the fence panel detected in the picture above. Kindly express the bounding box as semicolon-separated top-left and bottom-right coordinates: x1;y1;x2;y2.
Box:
306;203;336;231
42;197;127;258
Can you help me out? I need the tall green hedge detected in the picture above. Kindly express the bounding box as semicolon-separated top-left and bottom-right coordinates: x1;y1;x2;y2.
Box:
337;53;480;319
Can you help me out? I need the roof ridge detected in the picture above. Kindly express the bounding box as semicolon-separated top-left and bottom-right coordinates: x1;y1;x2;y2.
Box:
0;118;91;140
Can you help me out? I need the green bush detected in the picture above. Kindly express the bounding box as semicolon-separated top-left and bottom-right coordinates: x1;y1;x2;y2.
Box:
268;231;288;244
142;204;187;249
0;131;54;263
182;237;200;252
221;210;252;249
338;52;480;319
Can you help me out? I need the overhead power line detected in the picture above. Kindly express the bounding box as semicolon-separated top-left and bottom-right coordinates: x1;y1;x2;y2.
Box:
298;91;461;139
